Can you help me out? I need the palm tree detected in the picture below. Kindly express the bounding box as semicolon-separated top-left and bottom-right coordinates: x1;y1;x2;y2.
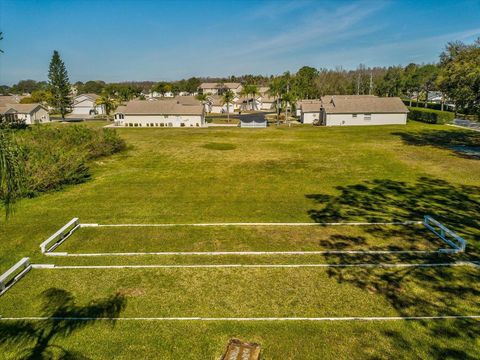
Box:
222;90;235;122
96;92;118;120
195;93;210;113
0;32;3;53
249;85;259;110
282;91;297;127
239;85;250;112
0;130;24;218
268;79;282;124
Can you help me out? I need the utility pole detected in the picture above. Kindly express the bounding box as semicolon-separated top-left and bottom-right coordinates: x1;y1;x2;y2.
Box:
369;72;373;95
356;73;360;95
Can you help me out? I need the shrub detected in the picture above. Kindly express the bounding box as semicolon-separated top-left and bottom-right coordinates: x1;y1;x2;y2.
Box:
14;125;126;196
407;107;455;124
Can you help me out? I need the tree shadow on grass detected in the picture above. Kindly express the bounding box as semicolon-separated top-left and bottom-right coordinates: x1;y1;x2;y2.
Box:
0;288;127;359
392;129;480;159
306;176;480;251
306;176;480;358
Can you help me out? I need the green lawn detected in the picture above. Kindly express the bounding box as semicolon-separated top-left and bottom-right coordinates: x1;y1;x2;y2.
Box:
58;224;442;254
1;121;479;359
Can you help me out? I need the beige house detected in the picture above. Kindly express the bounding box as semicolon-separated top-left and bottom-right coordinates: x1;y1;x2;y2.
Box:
71;93;105;115
300;95;408;126
7;103;50;124
114;100;205;128
198;82;243;95
0;96;50;125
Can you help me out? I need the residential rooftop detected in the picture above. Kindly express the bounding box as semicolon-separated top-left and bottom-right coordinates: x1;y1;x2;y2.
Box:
116;100;204;115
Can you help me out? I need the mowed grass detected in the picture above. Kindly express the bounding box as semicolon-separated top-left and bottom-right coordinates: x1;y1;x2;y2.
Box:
1;121;480;359
58;224;442;253
1;266;479;318
1;122;479;269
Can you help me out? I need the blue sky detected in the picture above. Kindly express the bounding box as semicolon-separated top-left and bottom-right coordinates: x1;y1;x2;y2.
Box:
1;0;479;84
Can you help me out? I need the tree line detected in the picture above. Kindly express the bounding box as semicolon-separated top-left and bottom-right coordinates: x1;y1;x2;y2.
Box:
2;37;479;119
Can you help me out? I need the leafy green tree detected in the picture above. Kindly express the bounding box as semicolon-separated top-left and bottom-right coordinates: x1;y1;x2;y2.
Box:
20;90;53;105
294;66;319;99
185;77;201;94
375;66;403;97
438;38;480;117
82;80;106;94
417;64;439;107
402;64;421;106
47;50;72;120
221;90;235;122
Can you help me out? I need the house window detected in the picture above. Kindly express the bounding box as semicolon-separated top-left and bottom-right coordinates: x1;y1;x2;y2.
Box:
160;123;164;127
168;122;173;127
352;114;357;118
151;123;154;127
164;115;168;119
181;123;185;127
146;123;149;127
134;123;138;127
364;113;372;121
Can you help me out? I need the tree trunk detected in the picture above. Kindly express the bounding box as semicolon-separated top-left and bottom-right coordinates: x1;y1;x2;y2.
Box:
276;98;280;125
227;103;230;123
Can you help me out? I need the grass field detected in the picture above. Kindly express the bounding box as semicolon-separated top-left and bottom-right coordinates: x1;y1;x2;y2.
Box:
57;223;442;254
1;121;480;359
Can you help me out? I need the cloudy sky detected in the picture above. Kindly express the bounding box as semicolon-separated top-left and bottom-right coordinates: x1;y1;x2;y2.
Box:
1;0;479;84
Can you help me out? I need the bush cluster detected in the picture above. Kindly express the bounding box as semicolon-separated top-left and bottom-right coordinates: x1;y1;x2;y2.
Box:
407;107;455;124
15;125;126;196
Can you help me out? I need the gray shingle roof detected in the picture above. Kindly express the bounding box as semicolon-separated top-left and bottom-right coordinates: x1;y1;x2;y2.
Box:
301;96;408;114
116;100;203;115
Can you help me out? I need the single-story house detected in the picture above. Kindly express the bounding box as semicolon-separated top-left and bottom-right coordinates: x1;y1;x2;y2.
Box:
114;100;205;128
198;82;243;95
71;93;105;115
240;116;267;128
5;103;50;124
300;95;408;126
0;106;18;123
175;95;211;113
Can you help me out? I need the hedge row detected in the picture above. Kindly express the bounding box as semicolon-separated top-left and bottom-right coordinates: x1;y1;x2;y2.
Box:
407;107;455;124
402;99;456;112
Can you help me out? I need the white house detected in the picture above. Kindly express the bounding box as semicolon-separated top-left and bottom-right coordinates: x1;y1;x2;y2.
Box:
71;93;105;115
198;82;243;95
114;100;205;128
6;103;50;124
300;95;408;126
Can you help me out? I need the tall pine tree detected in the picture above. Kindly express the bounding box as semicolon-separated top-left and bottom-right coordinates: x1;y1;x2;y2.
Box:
48;50;72;120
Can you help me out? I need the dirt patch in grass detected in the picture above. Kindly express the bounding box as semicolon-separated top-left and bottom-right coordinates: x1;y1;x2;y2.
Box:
202;142;237;150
